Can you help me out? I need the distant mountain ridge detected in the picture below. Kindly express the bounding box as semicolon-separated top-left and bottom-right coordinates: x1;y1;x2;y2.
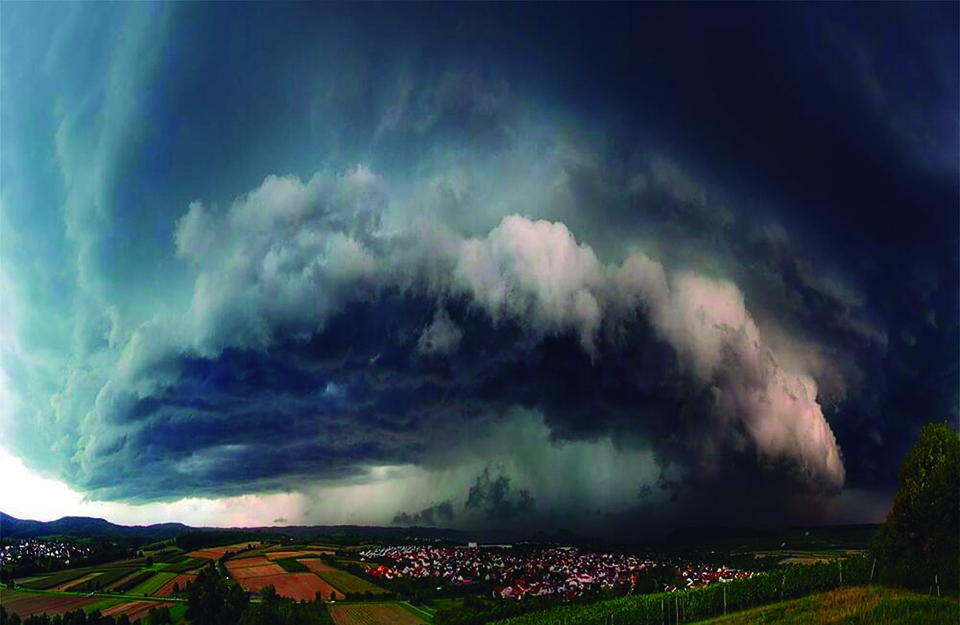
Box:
0;512;879;550
0;512;190;542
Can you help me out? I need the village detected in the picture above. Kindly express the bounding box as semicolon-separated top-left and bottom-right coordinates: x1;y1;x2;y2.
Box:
0;538;92;567
359;545;753;600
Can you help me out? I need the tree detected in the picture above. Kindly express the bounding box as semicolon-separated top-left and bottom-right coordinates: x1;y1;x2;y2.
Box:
172;582;180;595
872;421;959;591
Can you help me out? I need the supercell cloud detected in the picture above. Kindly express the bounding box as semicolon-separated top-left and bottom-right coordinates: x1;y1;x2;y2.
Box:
0;2;956;536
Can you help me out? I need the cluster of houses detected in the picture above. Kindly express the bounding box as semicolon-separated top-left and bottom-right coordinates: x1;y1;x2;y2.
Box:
0;539;91;566
360;545;751;600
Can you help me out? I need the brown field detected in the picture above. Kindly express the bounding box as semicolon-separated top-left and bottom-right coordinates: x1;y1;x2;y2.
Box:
0;589;102;617
226;555;272;569
229;563;287;579
153;572;198;597
238;573;343;601
102;601;170;621
265;550;331;560
328;603;426;625
299;559;337;572
187;541;260;559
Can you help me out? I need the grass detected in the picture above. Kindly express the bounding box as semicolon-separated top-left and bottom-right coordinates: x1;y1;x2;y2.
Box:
160;557;208;573
114;570;156;593
168;601;189;623
693;586;958;624
130;571;176;596
275;557;310;573
315;569;388;595
401;601;435;623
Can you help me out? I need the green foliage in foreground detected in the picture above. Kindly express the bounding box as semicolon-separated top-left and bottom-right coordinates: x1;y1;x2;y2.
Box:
492;556;876;625
238;586;334;625
695;586;958;625
1;604;173;625
872;421;959;592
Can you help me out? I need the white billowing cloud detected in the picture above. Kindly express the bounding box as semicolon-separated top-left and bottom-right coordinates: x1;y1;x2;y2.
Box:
614;265;846;489
173;167;385;357
102;164;844;497
417;308;463;356
452;216;606;353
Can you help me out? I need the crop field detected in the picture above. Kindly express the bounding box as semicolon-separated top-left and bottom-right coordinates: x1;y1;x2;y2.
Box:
17;568;89;590
693;586;959;624
154;572;198;597
328;603;427;625
275;557;311;573
0;589;103;618
160;556;209;572
88;567;144;590
54;572;100;591
130;571;176;595
187;541;260;559
266;550;332;560
300;559;336;572
114;570;156;593
102;600;172;621
237;572;341;601
229;563;287;579
315;568;388;595
227;556;272;569
104;569;149;591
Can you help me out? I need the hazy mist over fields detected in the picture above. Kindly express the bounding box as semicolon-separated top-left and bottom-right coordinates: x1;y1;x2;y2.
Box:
1;3;957;538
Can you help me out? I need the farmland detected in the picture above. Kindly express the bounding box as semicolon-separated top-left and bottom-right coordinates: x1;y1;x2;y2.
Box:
101;600;172;621
226;555;272;568
228;563;287;579
187;541;261;559
328;603;427;625
129;571;176;596
154;572;197;597
17;568;90;590
266;550;333;560
160;556;209;572
310;564;387;596
2;528;922;625
240;572;339;601
0;589;104;617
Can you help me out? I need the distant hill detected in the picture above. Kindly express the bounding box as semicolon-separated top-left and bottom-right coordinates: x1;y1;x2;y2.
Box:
654;523;880;552
0;512;190;542
0;511;880;551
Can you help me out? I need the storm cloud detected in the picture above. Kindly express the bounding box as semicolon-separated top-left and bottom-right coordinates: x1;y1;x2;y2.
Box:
1;2;956;537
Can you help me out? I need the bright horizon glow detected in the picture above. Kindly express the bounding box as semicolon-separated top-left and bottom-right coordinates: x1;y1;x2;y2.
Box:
0;446;305;527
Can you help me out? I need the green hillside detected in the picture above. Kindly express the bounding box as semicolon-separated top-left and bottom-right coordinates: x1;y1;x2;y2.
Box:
695;586;958;624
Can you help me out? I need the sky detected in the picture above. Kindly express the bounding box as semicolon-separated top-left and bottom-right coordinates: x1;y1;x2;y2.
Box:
0;3;956;539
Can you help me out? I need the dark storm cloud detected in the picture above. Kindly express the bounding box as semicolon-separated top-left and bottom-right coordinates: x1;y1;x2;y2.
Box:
2;2;956;535
393;501;455;527
465;467;535;522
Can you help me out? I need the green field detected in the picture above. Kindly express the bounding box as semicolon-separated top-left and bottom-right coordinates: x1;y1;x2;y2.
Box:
160;557;208;573
694;586;959;624
315;569;388;595
275;557;310;573
130;571;176;596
